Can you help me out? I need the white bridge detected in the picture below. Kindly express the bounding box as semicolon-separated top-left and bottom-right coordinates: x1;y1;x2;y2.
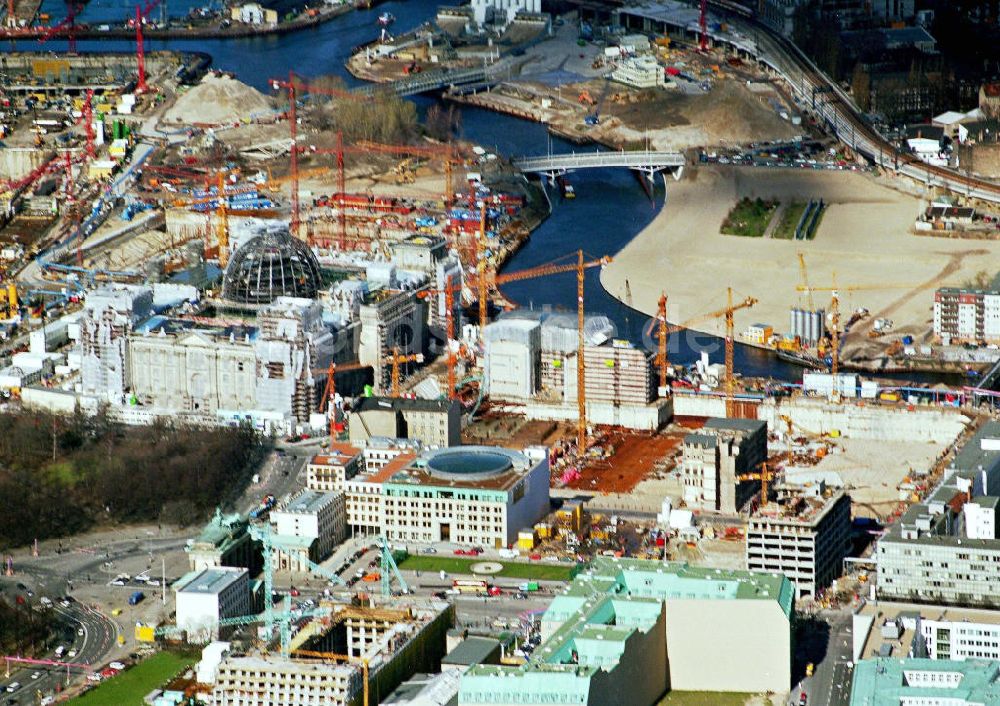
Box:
512;149;686;180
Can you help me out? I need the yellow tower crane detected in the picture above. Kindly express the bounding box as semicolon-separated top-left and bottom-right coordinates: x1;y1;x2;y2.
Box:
796;277;921;376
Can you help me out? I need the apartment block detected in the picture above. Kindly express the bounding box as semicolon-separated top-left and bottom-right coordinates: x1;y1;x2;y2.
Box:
746;485;852;598
934;286;1000;344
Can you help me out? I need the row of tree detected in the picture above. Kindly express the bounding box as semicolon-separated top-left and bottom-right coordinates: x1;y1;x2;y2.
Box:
0;408;266;547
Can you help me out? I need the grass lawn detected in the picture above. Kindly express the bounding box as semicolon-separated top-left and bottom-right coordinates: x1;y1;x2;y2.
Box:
774;202;807;240
397;555;579;581
721;197;779;237
70;652;195;706
657;691;758;706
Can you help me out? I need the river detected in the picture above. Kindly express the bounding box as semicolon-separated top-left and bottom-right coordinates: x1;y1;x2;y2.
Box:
11;0;962;383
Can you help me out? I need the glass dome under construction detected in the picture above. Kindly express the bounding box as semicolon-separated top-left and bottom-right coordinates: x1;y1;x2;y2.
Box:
221;229;322;306
425;447;514;479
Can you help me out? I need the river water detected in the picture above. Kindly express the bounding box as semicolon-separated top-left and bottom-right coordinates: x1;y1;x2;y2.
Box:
13;0;959;383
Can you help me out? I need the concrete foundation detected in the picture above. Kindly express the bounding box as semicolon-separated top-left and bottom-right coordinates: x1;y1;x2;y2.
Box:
672;393;727;418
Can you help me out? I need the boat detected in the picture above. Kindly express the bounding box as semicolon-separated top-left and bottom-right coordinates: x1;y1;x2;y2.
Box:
377;11;395;26
775;348;826;370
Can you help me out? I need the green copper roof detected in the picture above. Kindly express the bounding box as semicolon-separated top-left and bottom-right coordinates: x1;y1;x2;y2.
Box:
851;658;1000;706
549;558;794;620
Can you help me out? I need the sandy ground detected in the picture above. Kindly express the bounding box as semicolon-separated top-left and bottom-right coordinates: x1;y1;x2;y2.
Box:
600;166;1000;345
795;437;945;512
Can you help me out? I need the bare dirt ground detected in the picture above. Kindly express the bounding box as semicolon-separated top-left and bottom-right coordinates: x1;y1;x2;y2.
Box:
600;166;1000;347
162;72;275;125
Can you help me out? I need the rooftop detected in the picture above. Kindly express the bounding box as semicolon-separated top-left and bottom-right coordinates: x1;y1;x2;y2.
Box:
175;567;247;595
442;637;501;667
279;490;339;515
354;396;458;415
548;558;794;619
703;417;767;435
372;446;542;492
750;488;848;526
849;658;1000;706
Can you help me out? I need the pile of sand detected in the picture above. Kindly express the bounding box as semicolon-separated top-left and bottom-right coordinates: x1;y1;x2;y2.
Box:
164;73;274;126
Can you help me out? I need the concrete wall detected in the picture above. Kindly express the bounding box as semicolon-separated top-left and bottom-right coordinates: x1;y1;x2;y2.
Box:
760;398;968;443
524;398;672;430
664;598;791;693
672;393;727;418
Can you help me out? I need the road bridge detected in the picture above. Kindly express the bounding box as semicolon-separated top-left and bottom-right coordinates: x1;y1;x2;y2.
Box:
512;149;686;181
352;58;516;98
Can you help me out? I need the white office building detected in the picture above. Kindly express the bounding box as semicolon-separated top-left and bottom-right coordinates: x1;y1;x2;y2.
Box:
174;566;252;643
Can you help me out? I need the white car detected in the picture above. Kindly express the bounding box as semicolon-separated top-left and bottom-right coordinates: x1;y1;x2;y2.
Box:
30;671;41;680
68;650;77;659
6;681;20;692
78;628;84;636
109;661;125;671
87;673;101;683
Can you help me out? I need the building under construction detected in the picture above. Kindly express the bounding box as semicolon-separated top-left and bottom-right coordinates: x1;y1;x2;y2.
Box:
208;599;452;706
746;482;852;599
483;312;670;430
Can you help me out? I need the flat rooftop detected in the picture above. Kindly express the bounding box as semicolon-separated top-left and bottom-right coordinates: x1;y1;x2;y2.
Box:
548;558;795;619
175;567;246;595
279;490;338;515
750;489;847;526
354;396;456;415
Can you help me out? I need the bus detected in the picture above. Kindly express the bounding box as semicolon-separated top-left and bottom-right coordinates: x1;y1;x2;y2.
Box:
452;579;489;595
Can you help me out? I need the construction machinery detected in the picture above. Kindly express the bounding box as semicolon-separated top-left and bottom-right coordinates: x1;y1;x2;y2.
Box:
377;534;407;597
269;73;367;238
318;361;373;437
795;277;919;376
736;461;776;508
132;0;161;93
354;140;458;206
797;251;815;312
386;347;424;398
647;288;756;412
656;292;668;390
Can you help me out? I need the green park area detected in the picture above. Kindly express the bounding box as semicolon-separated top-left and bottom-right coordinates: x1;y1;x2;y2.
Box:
71;652;195;706
721;197;778;237
397;554;579;581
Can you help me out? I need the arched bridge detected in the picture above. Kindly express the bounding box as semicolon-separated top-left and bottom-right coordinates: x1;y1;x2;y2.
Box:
512;150;687;180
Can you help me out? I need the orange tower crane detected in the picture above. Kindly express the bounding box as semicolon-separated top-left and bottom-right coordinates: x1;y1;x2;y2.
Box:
318;361;372;438
386;347;424;398
736;461;776;508
416;274;458;400
656;292;668;390
720;288;757;417
269;74;367;238
647;289;756;414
